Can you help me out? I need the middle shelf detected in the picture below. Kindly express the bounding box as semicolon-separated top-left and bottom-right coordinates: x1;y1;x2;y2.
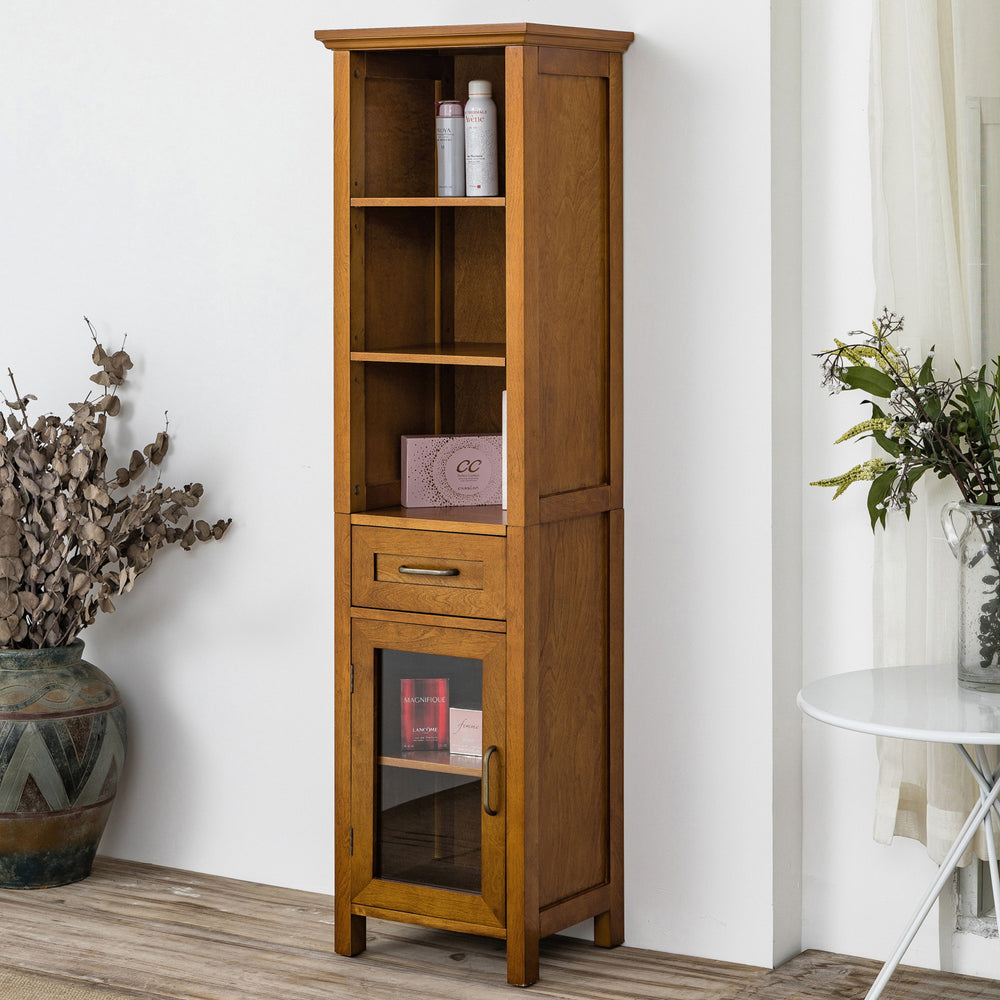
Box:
350;343;505;366
352;197;505;208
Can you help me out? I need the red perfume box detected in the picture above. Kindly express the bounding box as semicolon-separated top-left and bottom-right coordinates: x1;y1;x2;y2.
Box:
400;678;450;750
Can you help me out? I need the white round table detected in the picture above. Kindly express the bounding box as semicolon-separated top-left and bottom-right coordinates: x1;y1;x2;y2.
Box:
798;665;1000;1000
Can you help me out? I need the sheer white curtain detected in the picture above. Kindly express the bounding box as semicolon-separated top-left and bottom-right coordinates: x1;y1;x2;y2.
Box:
871;0;1000;865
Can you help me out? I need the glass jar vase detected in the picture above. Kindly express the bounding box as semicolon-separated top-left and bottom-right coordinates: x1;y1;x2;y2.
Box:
942;501;1000;690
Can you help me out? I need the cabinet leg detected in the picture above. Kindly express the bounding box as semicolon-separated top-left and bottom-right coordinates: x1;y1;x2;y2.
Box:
335;912;366;957
594;907;624;949
506;929;540;987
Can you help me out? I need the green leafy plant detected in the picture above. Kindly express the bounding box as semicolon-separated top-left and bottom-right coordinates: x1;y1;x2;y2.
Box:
814;309;1000;672
0;321;231;648
814;308;1000;528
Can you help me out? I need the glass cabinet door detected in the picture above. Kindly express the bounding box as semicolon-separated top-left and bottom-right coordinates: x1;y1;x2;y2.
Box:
350;618;505;930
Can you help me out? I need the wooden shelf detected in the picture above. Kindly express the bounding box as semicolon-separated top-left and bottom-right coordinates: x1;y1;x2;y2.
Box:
350;344;506;367
351;196;505;208
352;506;507;536
380;751;483;777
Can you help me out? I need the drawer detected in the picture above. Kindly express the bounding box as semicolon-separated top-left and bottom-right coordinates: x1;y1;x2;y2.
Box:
352;526;505;620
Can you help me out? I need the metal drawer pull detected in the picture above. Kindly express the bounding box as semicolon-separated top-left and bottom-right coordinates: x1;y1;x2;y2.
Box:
482;745;499;816
398;565;460;577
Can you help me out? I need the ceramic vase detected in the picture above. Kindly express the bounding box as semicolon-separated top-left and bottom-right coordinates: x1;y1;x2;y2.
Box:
0;641;126;888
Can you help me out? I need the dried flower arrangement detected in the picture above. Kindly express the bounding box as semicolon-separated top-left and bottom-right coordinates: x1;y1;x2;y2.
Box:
0;321;230;648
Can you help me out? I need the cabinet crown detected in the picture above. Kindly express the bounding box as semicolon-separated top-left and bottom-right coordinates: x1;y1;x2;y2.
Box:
315;23;634;53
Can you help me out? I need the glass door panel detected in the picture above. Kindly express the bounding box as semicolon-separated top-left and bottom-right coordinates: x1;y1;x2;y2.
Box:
351;617;505;929
376;648;484;893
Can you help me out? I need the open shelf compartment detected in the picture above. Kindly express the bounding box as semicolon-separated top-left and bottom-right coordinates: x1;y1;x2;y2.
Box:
356;48;506;200
352;361;505;516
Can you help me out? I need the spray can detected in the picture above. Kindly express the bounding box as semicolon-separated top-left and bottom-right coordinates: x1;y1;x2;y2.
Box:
435;100;466;197
464;80;498;197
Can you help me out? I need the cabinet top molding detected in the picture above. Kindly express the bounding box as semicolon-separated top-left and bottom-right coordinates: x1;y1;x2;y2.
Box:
314;23;633;53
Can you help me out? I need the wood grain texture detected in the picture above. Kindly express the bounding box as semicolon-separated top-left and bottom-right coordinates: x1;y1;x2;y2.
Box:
537;46;609;78
537;513;610;909
454;205;506;347
353;526;506;619
505;523;541;986
732;950;1000;999
351;505;507;535
380;750;482;777
350;344;506;366
535;70;611;499
607;53;625;511
364;75;436;197
503;42;533;528
539;486;613;524
351;605;506;634
364;208;436;350
596;507;625;948
364;363;436;499
315;24;634;53
0;861;996;1000
540;885;610;940
334;512;364;956
352;197;507;207
333;51;357;514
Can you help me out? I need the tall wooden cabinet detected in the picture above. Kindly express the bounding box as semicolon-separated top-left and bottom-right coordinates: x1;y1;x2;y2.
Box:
315;23;632;986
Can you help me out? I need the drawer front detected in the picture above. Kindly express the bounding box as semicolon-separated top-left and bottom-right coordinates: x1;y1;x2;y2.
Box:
353;527;505;620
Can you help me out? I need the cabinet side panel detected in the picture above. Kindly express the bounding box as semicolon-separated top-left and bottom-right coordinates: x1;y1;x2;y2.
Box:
334;513;365;953
533;73;610;498
334;52;362;514
537;512;610;907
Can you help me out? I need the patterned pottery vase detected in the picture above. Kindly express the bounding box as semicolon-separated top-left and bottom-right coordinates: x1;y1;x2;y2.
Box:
0;641;126;888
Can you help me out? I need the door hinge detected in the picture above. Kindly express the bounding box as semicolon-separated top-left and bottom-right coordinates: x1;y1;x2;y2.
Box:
349;827;354;856
350;663;354;694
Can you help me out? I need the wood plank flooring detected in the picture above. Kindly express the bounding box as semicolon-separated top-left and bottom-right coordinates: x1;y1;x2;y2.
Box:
0;857;995;999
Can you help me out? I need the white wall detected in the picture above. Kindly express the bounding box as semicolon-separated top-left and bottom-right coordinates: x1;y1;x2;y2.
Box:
0;1;337;892
622;1;779;968
0;0;913;976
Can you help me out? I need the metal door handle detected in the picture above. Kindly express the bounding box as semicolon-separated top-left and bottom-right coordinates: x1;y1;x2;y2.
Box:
398;566;460;577
482;745;499;816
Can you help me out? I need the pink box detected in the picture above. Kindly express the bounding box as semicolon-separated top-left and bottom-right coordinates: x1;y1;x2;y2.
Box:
449;708;482;757
401;434;503;507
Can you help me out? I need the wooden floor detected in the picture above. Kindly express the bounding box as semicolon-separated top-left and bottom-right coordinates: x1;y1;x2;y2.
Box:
0;857;997;999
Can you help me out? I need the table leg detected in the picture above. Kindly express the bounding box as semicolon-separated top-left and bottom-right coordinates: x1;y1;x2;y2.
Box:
955;745;1000;829
864;754;1000;1000
972;747;1000;913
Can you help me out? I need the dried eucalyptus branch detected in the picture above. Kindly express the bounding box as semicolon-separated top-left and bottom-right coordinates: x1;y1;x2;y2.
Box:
0;324;231;648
